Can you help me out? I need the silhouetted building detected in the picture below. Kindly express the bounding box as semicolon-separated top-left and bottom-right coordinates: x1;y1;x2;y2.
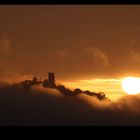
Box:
20;72;108;101
32;77;38;84
43;72;56;88
21;76;42;92
48;72;55;87
43;79;48;87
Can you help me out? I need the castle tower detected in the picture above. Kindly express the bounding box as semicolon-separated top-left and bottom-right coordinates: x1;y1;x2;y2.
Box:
47;72;56;88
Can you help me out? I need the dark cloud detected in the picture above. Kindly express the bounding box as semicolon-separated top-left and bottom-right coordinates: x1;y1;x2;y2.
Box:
0;82;140;125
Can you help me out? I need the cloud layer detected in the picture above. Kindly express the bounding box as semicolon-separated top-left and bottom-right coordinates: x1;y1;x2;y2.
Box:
0;82;140;125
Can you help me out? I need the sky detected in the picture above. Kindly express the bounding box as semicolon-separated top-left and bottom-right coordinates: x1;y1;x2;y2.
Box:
1;5;140;96
1;5;140;125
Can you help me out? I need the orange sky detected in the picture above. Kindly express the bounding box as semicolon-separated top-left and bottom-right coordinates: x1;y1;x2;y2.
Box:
0;5;140;81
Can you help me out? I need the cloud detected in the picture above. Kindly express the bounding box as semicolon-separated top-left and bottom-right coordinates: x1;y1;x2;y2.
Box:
0;82;140;125
0;73;33;84
83;46;109;66
130;47;140;63
124;26;140;33
0;35;14;78
55;49;68;58
32;85;63;97
0;35;26;83
129;39;140;63
0;35;11;55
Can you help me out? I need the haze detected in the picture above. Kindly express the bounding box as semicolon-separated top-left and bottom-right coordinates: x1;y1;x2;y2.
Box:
1;5;140;125
1;5;140;80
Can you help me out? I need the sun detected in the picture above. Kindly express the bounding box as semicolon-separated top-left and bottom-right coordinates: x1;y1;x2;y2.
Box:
122;77;140;95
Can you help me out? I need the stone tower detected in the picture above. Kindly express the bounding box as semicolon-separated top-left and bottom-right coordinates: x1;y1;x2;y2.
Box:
47;72;56;88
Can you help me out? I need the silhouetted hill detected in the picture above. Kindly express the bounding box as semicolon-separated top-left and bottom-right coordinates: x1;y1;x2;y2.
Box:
0;73;140;125
20;73;107;101
0;83;140;125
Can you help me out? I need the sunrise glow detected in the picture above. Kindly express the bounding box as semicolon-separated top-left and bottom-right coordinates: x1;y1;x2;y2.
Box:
122;77;140;95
